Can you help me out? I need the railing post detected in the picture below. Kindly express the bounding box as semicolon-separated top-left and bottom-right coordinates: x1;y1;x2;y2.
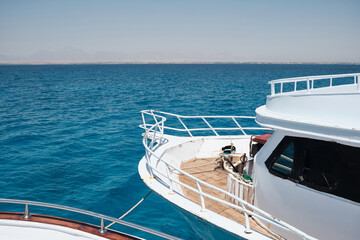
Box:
99;218;107;234
202;117;218;136
161;120;164;135
196;181;206;211
177;116;193;137
141;112;146;130
357;75;360;92
151;110;159;125
232;117;247;135
306;79;310;93
242;203;252;234
149;127;158;149
146;150;154;178
144;135;154;178
330;77;333;87
165;165;174;194
271;83;275;95
23;204;31;219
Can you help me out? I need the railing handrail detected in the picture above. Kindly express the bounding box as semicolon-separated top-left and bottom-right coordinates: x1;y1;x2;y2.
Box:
144;110;256;119
141;124;265;133
0;198;182;240
141;111;316;240
269;73;360;96
140;110;264;137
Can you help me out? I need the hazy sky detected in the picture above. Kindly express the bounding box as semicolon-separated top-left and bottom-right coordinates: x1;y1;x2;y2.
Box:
1;0;360;63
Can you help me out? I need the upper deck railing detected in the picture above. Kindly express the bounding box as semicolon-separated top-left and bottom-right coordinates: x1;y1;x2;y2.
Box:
269;73;360;96
0;198;181;240
140;110;316;240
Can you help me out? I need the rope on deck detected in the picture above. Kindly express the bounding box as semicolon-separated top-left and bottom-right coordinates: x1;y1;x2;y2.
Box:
106;190;152;229
177;158;221;170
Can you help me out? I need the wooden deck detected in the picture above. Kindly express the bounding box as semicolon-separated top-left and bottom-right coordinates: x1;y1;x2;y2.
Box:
179;158;280;239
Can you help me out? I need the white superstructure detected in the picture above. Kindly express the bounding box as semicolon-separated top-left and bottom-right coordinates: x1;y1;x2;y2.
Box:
138;73;360;240
254;73;360;240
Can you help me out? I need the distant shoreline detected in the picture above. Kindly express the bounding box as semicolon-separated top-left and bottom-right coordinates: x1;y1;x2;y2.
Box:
0;60;359;65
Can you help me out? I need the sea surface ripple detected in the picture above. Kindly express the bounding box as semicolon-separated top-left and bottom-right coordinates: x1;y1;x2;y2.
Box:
0;64;359;239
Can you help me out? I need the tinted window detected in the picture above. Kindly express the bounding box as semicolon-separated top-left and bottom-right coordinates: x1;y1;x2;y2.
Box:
300;139;340;191
272;141;294;176
266;136;360;203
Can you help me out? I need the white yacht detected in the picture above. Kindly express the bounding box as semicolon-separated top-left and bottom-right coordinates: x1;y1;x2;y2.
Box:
138;73;360;240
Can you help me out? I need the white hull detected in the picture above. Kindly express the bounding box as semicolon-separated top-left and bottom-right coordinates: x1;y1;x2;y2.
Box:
138;135;276;240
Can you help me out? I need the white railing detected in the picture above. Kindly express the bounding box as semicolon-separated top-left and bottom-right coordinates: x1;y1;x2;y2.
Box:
141;110;316;240
0;198;181;240
269;73;360;96
140;110;265;137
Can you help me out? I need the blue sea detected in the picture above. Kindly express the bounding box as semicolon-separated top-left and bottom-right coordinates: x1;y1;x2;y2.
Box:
1;64;359;239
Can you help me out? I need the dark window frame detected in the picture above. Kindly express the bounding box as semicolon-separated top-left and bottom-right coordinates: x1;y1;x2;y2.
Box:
265;136;360;203
265;136;298;181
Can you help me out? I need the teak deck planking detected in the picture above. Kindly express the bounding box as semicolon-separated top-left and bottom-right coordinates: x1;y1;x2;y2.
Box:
179;158;281;239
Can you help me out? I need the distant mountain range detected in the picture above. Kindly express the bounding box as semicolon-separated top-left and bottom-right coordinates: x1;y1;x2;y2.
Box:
1;47;359;64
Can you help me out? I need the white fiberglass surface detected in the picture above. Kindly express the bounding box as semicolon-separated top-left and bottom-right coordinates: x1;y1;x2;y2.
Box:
253;131;360;240
0;220;107;240
265;92;360;127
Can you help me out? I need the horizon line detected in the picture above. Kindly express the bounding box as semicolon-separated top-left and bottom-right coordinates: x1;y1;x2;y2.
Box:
0;60;360;65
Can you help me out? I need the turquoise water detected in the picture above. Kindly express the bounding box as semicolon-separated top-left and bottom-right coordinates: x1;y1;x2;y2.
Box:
1;64;359;239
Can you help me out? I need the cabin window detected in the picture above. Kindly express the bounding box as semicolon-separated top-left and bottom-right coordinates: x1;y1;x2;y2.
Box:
300;139;340;191
271;141;294;176
266;136;360;203
266;137;295;178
